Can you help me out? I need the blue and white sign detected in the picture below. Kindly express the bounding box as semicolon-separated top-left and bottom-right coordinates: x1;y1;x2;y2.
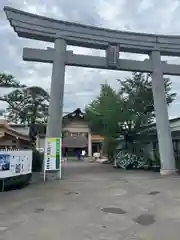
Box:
0;150;32;179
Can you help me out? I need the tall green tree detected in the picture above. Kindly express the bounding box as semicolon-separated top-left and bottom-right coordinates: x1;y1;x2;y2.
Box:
1;86;49;125
85;83;122;160
0;73;26;119
117;72;176;147
85;83;121;136
0;73;49;144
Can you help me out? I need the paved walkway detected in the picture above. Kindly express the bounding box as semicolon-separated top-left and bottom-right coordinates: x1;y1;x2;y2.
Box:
1;160;180;239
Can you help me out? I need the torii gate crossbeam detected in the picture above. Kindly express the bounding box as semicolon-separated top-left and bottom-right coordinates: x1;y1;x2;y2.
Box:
23;47;180;75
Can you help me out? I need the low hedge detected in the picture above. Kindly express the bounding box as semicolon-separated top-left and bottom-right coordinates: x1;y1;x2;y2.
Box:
32;150;44;172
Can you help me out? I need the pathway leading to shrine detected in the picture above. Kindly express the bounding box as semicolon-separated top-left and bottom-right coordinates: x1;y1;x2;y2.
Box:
1;160;180;239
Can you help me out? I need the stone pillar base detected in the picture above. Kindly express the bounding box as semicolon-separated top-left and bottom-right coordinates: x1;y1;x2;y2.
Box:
160;169;177;176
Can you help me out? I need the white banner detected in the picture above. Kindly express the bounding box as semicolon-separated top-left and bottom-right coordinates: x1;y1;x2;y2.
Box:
44;138;61;171
0;150;32;179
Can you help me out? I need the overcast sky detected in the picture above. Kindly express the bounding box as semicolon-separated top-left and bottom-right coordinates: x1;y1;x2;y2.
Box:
0;0;180;118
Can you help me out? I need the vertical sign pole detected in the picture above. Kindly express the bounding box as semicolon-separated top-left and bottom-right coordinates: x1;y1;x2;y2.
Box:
43;164;46;182
56;137;61;179
43;138;47;182
59;137;62;179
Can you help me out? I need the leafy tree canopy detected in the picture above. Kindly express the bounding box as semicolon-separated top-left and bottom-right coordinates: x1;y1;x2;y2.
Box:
0;73;50;143
0;73;26;88
85;83;122;137
117;73;176;136
1;86;49;125
84;83;123;160
85;72;176;157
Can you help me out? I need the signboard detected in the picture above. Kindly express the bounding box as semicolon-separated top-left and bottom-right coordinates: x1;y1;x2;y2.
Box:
44;138;61;171
106;44;120;68
0;150;32;179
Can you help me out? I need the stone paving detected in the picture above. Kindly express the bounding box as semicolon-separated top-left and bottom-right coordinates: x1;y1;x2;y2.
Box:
1;160;180;239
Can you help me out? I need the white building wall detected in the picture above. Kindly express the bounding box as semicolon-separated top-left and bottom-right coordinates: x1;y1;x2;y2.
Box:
144;119;180;133
63;120;89;132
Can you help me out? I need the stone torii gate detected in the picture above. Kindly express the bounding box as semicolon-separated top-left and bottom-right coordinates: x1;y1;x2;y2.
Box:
4;6;180;175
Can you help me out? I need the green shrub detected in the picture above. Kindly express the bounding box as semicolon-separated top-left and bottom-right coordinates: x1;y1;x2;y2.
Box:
32;150;44;172
104;136;118;162
153;150;161;166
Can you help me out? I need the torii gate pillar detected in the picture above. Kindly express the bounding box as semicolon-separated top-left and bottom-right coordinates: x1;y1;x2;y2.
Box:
46;38;66;138
151;50;176;175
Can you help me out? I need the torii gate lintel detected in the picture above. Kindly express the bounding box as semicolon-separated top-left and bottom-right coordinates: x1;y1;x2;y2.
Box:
23;47;180;76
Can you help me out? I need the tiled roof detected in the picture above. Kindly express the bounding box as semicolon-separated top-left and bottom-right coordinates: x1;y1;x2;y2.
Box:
0;120;30;141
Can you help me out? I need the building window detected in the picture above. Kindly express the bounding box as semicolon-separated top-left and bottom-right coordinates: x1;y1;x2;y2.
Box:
71;132;78;137
62;131;70;137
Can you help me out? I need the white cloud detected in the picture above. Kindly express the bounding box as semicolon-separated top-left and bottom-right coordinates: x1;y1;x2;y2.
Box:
137;0;153;14
97;0;126;23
